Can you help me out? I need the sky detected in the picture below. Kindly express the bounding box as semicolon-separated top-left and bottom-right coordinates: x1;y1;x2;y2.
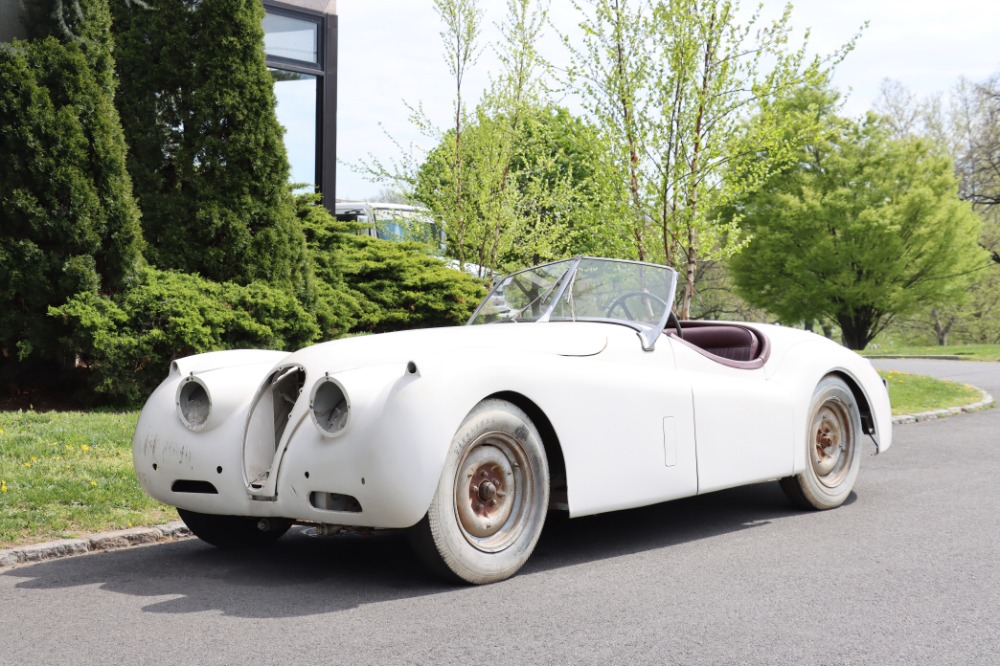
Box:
334;0;1000;200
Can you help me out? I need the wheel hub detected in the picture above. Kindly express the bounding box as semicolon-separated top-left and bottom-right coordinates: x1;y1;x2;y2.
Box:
811;403;851;484
456;445;515;539
478;480;497;502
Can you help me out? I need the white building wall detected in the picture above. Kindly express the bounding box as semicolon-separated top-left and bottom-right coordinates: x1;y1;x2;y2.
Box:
280;0;335;13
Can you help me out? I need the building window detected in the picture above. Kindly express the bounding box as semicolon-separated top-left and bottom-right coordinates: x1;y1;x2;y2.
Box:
263;12;319;64
263;1;336;207
270;70;318;190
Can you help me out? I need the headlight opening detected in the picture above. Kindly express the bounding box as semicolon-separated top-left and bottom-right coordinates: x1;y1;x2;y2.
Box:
177;376;211;430
311;375;350;437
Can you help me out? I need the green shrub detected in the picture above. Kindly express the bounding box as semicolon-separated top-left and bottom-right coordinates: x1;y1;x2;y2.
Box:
50;268;320;404
296;194;488;336
340;237;489;334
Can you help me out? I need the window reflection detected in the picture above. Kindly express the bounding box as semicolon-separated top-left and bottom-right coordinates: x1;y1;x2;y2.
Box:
270;69;317;190
263;13;318;64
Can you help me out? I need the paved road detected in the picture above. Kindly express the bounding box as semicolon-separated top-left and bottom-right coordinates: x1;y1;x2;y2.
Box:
2;361;998;665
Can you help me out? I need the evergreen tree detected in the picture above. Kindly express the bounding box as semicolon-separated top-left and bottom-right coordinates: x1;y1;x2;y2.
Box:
111;0;308;290
0;7;144;364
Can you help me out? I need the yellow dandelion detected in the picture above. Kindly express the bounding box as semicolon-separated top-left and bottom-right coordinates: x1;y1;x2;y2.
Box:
81;444;91;451
1;485;7;493
24;463;31;468
89;481;97;486
31;456;37;462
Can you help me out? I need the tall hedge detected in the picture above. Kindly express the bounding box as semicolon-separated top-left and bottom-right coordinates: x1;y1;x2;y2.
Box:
0;28;144;362
110;0;309;292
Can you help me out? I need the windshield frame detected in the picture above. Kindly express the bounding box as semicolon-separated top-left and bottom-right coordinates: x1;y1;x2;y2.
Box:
466;256;679;351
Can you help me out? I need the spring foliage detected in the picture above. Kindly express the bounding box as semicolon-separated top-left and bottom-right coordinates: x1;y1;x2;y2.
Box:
562;0;855;317
414;105;624;273
729;92;986;349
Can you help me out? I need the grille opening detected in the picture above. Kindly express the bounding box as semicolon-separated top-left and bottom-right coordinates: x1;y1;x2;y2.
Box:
171;480;219;494
271;366;306;444
309;491;362;513
244;365;306;491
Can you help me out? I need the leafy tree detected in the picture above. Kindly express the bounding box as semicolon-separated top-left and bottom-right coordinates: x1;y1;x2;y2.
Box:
110;0;309;292
366;0;600;278
0;21;144;364
728;99;986;350
414;104;623;272
562;0;857;317
874;77;1000;344
429;0;484;273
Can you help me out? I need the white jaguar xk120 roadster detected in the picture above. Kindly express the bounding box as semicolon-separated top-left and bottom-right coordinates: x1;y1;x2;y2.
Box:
133;257;892;583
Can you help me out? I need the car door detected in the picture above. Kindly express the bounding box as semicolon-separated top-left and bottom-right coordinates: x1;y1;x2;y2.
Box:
668;337;796;494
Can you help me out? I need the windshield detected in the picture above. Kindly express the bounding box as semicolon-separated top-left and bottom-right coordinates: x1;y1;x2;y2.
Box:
467;257;679;350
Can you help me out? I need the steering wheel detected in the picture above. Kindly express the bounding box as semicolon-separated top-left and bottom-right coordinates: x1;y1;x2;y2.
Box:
605;291;682;337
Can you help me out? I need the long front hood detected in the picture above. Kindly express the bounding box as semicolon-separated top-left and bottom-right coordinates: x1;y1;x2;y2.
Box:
134;321;611;528
281;322;609;374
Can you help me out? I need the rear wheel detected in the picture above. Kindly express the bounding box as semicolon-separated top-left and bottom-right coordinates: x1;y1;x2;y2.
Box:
177;509;291;548
780;376;862;510
410;399;549;584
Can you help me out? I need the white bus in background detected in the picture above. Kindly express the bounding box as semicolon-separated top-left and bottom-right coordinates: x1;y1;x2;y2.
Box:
334;201;445;249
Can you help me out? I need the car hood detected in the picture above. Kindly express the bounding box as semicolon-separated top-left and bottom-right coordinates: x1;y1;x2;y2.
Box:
282;322;610;374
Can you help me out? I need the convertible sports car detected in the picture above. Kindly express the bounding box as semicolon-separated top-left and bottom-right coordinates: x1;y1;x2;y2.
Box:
133;257;892;584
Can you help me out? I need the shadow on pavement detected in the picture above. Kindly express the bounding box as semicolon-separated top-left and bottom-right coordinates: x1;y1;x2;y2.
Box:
3;481;825;618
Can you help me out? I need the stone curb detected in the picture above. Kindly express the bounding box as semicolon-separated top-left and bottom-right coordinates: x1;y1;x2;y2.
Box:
891;389;995;424
866;354;965;360
0;522;191;571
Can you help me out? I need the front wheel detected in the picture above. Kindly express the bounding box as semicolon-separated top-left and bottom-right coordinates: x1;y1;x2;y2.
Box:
177;509;291;548
780;376;862;510
410;399;549;584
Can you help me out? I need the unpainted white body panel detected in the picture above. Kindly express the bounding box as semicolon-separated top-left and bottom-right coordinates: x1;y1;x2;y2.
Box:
133;267;892;534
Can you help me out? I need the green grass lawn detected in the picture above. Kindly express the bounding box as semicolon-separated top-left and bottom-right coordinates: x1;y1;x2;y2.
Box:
0;368;992;549
880;370;987;416
0;410;173;547
864;343;1000;362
